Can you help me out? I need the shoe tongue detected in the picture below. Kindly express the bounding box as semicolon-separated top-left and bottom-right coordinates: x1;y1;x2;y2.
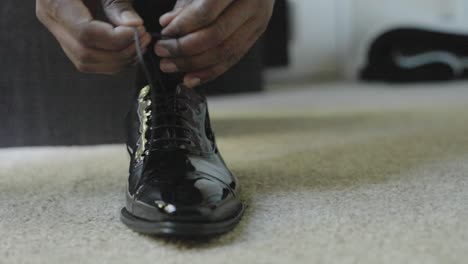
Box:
155;71;184;94
157;76;206;105
146;53;183;94
136;44;182;95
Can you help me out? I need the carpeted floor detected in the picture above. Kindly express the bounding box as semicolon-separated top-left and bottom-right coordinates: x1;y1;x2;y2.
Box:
1;82;468;264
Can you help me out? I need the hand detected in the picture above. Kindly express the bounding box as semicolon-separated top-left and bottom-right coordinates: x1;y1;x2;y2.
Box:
36;0;152;75
155;0;275;88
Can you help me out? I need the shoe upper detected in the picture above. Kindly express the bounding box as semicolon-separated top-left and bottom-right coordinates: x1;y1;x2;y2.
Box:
124;48;242;222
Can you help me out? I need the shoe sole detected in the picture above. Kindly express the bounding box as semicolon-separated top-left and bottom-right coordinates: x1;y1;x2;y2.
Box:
120;204;245;237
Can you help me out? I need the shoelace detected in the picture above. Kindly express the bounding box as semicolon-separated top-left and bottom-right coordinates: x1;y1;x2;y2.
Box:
133;29;196;156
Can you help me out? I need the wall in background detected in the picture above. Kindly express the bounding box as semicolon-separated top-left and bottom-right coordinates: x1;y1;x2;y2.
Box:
265;0;340;83
266;0;468;83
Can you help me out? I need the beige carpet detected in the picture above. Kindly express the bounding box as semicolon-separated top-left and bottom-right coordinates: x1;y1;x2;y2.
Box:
1;82;468;264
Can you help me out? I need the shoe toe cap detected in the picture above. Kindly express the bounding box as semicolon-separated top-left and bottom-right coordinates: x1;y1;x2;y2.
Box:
127;175;242;222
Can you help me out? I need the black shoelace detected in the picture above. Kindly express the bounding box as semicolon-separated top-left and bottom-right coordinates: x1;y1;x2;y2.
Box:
133;29;196;158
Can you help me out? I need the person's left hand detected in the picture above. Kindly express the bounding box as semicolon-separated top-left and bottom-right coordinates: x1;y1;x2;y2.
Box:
154;0;275;88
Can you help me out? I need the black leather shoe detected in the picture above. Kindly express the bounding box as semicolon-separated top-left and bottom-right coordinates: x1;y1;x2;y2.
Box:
120;39;244;237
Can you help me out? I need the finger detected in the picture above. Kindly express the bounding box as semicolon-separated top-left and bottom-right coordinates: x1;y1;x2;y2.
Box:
102;0;144;26
173;0;193;10
155;0;253;57
159;0;192;27
118;32;152;59
159;6;183;27
77;33;151;64
74;60;137;75
75;22;146;51
84;39;150;74
159;0;195;27
183;19;261;88
61;39;138;75
65;44;144;75
52;20;151;62
161;0;235;37
48;0;145;51
159;48;219;73
67;44;143;75
51;23;150;73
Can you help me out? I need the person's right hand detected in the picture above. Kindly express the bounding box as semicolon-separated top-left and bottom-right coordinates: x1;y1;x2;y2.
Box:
36;0;152;75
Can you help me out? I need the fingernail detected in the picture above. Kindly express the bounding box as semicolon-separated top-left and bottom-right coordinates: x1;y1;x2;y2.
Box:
161;27;175;36
184;77;201;88
159;13;171;27
136;36;150;52
160;8;182;28
137;26;146;36
160;60;178;73
154;44;170;57
142;33;152;44
121;11;142;25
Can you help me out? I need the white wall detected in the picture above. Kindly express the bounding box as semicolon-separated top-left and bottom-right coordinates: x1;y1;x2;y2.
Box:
265;0;340;82
266;0;468;83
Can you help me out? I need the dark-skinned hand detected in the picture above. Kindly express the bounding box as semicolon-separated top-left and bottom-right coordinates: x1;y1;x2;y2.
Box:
155;0;275;88
36;0;152;74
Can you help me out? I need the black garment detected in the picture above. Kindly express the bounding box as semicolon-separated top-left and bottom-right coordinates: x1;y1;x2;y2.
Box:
264;0;291;67
361;27;468;82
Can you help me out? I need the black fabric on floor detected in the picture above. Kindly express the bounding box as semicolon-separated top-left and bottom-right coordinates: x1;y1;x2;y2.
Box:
361;27;468;82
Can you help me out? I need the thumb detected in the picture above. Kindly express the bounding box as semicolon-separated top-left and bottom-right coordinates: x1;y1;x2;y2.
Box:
160;0;191;27
102;0;143;27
